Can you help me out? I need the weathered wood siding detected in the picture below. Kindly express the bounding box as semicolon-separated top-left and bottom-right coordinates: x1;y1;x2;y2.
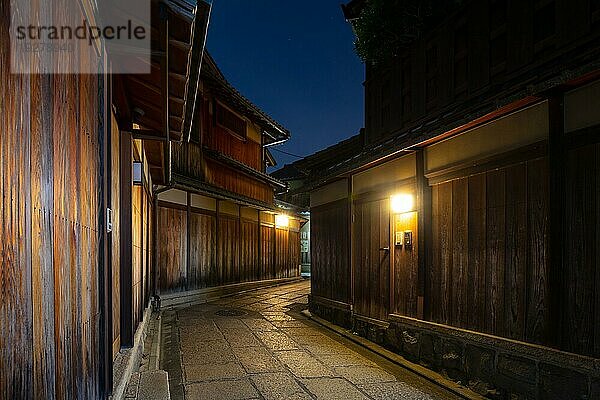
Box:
218;216;240;284
392;212;419;318
563;142;600;357
241;220;260;282
261;224;275;279
1;1;103;396
310;200;351;306
206;125;262;170
111;113;121;358
157;203;300;294
429;159;549;345
132;185;152;332
189;211;217;289
205;159;273;204
353;197;390;321
157;206;188;292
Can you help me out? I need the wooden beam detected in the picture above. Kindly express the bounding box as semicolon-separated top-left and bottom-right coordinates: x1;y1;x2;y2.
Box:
160;3;171;184
119;131;133;346
548;93;566;348
186;192;191;291
258;211;262;280
127;76;185;105
169;39;191;52
131;129;167;142
416;149;430;320
169;71;187;83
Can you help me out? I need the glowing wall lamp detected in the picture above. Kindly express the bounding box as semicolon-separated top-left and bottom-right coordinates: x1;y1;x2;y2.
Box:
275;214;290;228
391;194;414;214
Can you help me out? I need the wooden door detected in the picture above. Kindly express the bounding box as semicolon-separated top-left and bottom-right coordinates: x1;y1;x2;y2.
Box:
353;197;391;321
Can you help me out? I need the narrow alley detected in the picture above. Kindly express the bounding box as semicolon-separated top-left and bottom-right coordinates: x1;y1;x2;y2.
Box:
127;281;462;400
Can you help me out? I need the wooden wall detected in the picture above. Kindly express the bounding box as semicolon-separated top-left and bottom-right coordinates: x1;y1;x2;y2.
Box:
206;125;262;170
562;142;600;357
353;197;390;321
157;206;188;292
205;159;273;204
310;200;351;306
131;185;152;334
429;158;550;345
1;1;103;396
157;202;301;294
363;0;600;143
111;113;121;358
189;210;217;288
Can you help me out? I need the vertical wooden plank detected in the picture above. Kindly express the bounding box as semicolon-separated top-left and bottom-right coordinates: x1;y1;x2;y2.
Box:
486;169;506;336
110;112;120;357
30;60;57;400
379;198;390;320
119;133;133;345
438;182;453;324
368;200;378;319
595;143;600;358
430;185;441;322
564;145;595;355
526;158;549;344
504;163;527;340
547;94;565;349
467;173;486;332
451;178;468;327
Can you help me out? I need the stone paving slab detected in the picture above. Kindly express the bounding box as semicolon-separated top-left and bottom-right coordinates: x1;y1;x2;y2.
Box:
250;372;311;399
184;361;246;382
220;328;263;348
361;381;439;400
334;365;397;386
233;346;286;374
185;379;259;400
301;377;369;400
317;352;379;368
255;330;301;351
138;370;171;400
274;350;337;378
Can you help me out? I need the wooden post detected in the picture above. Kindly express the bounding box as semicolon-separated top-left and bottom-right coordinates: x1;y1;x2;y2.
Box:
238;206;242;282
159;2;171;185
216;200;221;284
186;192;191;291
257;211;262;280
348;178;354;309
416;149;431;320
548;93;565;347
99;67;113;396
119;130;133;347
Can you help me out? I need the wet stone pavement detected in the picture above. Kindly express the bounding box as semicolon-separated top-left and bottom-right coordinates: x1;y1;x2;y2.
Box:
160;280;461;400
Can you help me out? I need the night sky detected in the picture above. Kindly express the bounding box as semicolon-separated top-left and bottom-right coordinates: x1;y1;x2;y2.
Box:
207;0;365;169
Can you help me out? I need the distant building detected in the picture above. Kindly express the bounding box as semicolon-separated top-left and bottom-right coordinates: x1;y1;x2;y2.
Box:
309;1;600;398
272;131;365;275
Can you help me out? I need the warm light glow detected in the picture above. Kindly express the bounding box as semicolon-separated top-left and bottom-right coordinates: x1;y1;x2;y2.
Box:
391;194;414;214
132;123;141;130
275;214;290;228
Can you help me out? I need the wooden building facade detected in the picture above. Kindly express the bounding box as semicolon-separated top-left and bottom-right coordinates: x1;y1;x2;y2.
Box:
1;0;302;395
309;1;600;399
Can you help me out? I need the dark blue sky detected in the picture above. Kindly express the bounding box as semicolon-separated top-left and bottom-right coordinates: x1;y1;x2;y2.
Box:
207;0;365;169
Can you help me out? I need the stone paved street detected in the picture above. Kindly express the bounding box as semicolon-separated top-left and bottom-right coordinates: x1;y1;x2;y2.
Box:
161;280;461;400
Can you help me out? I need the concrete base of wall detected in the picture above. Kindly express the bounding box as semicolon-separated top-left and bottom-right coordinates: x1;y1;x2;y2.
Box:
310;300;600;400
111;307;152;400
161;277;304;309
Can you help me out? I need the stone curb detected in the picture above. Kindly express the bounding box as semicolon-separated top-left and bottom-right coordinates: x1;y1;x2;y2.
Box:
303;310;486;400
